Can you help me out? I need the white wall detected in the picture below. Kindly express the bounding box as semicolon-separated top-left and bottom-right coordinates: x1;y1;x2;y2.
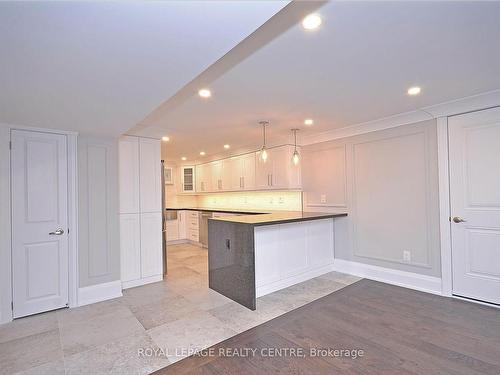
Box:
78;135;121;287
0;125;12;323
303;119;441;277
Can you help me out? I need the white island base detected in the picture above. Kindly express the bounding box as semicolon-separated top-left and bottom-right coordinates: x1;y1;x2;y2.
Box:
254;218;335;297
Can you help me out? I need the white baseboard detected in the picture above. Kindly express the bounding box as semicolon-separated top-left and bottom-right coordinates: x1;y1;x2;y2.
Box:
78;280;123;307
256;263;335;298
122;274;163;290
332;259;443;295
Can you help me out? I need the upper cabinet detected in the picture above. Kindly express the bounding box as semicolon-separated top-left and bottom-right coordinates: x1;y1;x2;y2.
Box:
119;136;162;213
255;145;301;190
185;145;300;194
139;138;162;212
181;166;195;193
119;136;140;214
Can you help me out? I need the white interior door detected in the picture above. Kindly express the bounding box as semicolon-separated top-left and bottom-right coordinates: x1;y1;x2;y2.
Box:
11;130;69;318
449;107;500;305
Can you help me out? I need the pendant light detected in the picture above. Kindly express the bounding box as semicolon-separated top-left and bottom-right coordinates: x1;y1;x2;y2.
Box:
259;120;269;162
291;128;300;165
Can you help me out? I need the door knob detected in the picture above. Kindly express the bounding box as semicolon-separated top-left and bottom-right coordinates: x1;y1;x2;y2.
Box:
452;217;467;223
49;228;65;235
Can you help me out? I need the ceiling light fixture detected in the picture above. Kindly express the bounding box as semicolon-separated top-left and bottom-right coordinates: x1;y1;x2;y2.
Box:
198;88;211;98
258;120;270;163
407;86;421;96
224;144;230;149
181;156;187;161
302;13;322;30
291;128;300;166
162;136;170;142
199;151;206;156
304;119;314;126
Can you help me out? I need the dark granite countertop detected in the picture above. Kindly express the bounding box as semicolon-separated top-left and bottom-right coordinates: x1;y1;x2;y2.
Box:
166;207;347;225
210;211;347;226
165;207;264;215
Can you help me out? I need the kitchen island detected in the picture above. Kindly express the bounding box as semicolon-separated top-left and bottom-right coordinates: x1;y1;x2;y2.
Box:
208;211;347;310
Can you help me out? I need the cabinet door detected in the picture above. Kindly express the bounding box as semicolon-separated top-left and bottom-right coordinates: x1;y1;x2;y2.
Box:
178;211;187;239
140;212;163;278
255;151;272;190
181;166;195;193
269;146;290;189
195;165;204;192
222;159;233;191
139;138;161;212
211;161;223;191
120;214;141;282
241;153;256;190
166;220;179;241
118;136;140;214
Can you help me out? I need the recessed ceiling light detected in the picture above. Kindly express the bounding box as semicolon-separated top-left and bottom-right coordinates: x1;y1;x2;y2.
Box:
302;13;322;30
224;144;230;149
407;86;421;96
162;136;170;142
181;156;187;161
199;151;206;156
198;89;211;98
304;119;314;126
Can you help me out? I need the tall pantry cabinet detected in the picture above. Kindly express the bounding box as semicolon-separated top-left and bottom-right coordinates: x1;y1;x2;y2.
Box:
119;136;163;289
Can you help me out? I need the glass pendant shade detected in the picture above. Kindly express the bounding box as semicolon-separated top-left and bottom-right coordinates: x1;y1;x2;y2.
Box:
292;149;300;165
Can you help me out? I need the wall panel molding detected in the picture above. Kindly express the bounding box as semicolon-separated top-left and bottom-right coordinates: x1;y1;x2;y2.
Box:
78;136;120;288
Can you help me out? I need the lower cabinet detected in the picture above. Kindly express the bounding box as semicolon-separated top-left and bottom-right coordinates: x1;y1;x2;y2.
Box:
120;211;163;288
120;214;141;283
140;212;163;278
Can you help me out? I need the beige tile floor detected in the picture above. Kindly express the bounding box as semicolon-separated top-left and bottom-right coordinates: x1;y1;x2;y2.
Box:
0;243;361;375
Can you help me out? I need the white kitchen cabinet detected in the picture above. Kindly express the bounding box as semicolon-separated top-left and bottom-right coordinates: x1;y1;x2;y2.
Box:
119;136;140;214
181;166;195;193
211;160;223;191
239;153;256;190
222;153;256;192
178;210;187;239
196;164;212;193
119;135;163;289
165;219;179;241
140;212;163;278
119;213;141;283
255;145;301;190
139;138;162;212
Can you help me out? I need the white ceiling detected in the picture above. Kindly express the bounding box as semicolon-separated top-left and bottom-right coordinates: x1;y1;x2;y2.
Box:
129;1;500;162
0;1;288;135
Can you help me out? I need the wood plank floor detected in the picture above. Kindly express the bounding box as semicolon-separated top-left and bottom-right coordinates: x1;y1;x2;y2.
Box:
153;279;500;375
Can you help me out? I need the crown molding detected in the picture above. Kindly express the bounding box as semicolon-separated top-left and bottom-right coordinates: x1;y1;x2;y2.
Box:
301;89;500;146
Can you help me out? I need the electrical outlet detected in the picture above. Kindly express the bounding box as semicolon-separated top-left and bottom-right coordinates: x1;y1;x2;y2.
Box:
403;250;411;263
269;197;274;204
279;197;284;204
320;194;327;203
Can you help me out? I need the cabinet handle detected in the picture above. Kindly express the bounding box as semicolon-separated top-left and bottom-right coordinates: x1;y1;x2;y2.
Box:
270;173;273;186
242;176;244;189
